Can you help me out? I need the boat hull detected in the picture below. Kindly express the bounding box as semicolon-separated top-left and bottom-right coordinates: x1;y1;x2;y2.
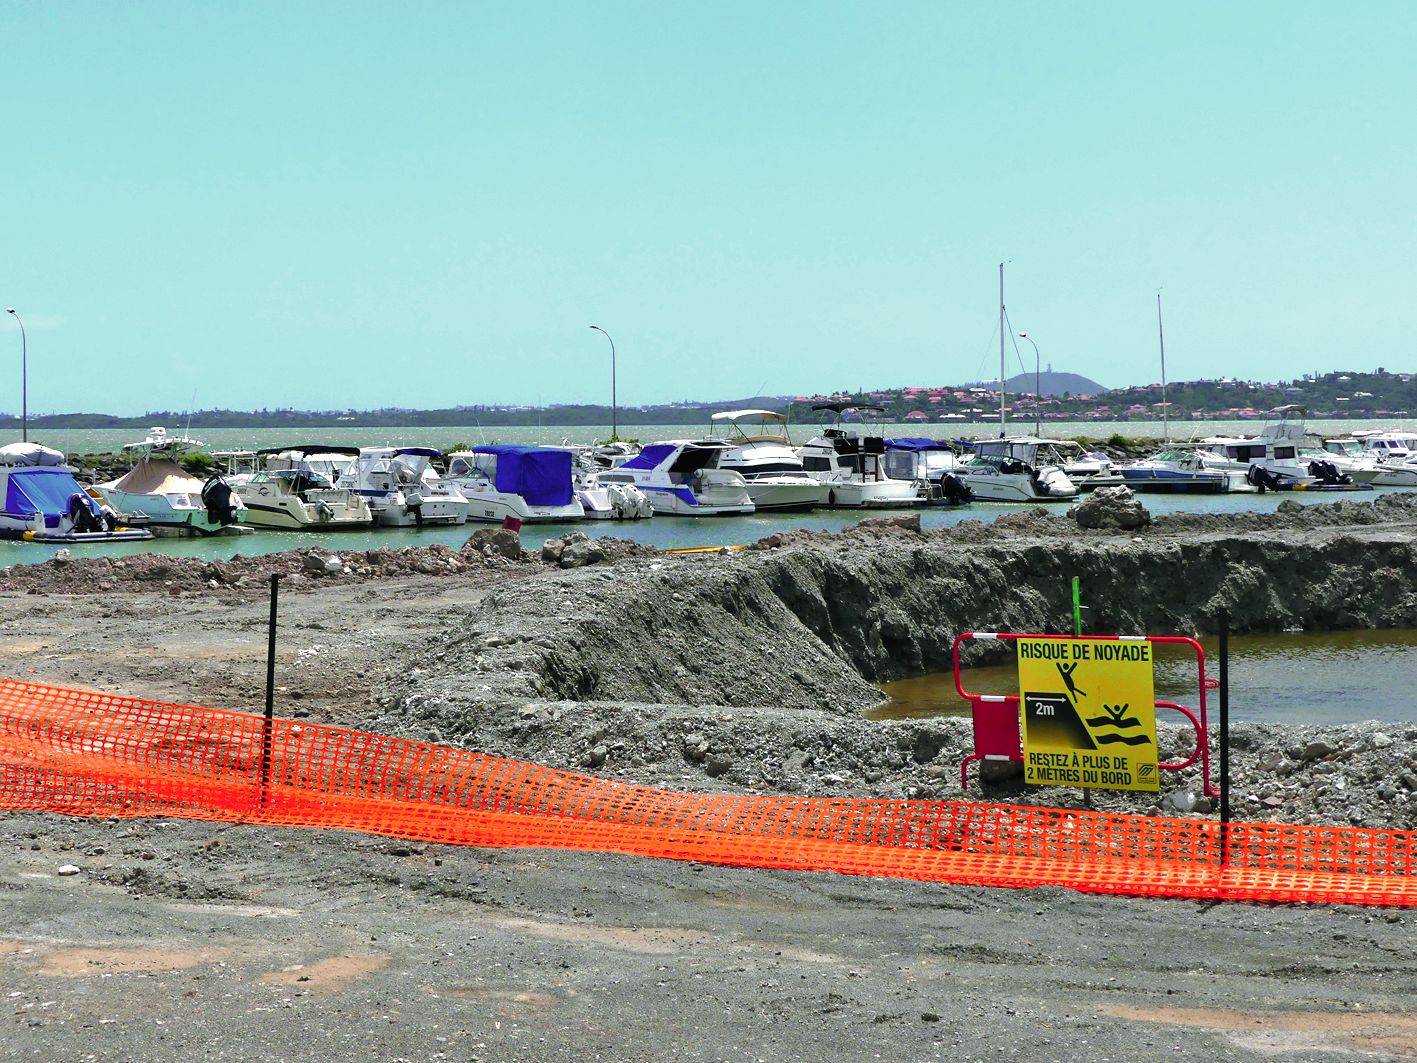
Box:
743;479;829;512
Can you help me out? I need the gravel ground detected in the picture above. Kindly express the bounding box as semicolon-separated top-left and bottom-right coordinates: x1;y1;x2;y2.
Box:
6;496;1417;1060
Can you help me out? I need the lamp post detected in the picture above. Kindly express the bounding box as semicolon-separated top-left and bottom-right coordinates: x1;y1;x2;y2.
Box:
6;308;25;442
1018;332;1041;437
588;324;617;441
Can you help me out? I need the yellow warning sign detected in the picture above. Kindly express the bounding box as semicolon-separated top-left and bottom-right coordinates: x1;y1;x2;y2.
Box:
1017;637;1159;792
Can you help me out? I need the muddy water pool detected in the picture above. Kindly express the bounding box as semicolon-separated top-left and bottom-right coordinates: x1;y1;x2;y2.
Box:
872;628;1417;727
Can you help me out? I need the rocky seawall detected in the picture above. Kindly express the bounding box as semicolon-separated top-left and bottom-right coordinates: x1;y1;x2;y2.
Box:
367;493;1417;829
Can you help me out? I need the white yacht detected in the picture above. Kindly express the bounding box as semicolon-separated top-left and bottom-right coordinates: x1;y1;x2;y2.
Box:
340;447;470;526
710;410;828;512
597;440;755;516
0;442;152;542
1119;444;1253;493
1340;432;1417;486
796;404;923;508
957;437;1080;502
95;427;250;537
236;446;374;530
445;445;586;524
882;438;973;505
1201;414;1371;491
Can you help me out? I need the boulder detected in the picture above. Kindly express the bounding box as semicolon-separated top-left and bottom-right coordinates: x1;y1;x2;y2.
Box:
1068;485;1151;530
462;527;524;561
849;513;922;535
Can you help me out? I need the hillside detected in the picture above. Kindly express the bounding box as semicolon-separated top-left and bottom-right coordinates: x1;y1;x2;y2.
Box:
1001;371;1106;398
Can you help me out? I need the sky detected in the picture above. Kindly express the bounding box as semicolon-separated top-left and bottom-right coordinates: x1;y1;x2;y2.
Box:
2;1;1415;416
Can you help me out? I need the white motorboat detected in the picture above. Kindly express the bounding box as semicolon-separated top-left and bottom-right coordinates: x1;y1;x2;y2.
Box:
95;427;250;537
235;446;374;530
1119;444;1253;493
796;403;924;508
1201;412;1371;492
957;436;1079;502
598;440;755;516
445;445;586;524
568;447;653;520
0;442;152;543
710;409;829;512
1343;431;1417;486
882;438;973;505
340;447;470;526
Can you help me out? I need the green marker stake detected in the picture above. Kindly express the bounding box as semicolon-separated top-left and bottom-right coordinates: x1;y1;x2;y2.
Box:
1072;576;1083;637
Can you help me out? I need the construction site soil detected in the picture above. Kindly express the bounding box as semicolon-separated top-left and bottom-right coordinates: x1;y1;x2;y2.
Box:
5;495;1417;1061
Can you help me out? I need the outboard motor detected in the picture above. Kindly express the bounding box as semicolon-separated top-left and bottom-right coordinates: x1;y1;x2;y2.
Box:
201;476;240;525
1307;459;1349;486
67;492;103;533
1246;465;1283;493
938;472;973;504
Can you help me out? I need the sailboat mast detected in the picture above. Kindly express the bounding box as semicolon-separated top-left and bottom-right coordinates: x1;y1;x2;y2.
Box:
1156;292;1168;441
999;262;1006;437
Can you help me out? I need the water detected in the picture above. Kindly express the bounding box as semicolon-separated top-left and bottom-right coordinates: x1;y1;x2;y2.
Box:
16;417;1415;456
872;629;1417;727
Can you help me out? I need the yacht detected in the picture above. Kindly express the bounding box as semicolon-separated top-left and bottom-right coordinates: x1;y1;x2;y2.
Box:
235;446;374;530
1119;444;1253;493
1341;432;1417;486
796;404;923;508
340;447;470;526
597;440;755;516
882;439;972;505
0;442;152;542
95;427;250;537
710;410;829;512
1201;414;1371;491
957;437;1079;502
445;445;586;524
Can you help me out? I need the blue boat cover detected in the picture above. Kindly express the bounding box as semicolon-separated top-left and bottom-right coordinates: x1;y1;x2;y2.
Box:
472;446;572;506
619;443;678;472
884;438;955;452
4;468;98;528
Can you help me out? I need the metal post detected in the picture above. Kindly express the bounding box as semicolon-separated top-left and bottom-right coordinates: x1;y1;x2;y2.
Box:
260;573;279;807
6;308;25;442
1019;333;1041;437
1219;611;1230;866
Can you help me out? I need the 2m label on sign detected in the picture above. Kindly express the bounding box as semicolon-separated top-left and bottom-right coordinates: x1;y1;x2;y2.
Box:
1017;638;1159;792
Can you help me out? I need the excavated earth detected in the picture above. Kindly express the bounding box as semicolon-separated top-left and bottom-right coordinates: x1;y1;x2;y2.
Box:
5;495;1417;1061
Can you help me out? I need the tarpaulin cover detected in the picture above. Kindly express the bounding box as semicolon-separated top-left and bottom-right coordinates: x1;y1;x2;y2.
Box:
619;443;678;472
884;438;955;452
474;445;572;506
4;678;1417;907
4;468;97;526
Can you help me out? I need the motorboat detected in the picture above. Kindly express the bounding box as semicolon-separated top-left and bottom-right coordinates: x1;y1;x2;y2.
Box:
882;439;972;506
795;404;924;508
957;437;1079;502
1200;413;1371;491
95;427;251;537
340;447;470;526
445;445;586;524
710;410;829;512
1341;432;1417;486
1119;444;1253;493
235;446;374;530
597;440;755;516
567;447;653;520
0;442;152;542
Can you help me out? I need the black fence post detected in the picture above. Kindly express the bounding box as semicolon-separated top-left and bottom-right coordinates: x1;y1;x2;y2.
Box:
260;573;279;808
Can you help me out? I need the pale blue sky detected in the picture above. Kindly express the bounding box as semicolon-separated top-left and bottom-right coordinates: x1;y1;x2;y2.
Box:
3;1;1414;416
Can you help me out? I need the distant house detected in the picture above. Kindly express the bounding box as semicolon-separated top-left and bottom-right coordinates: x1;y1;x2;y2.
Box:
904;410;928;422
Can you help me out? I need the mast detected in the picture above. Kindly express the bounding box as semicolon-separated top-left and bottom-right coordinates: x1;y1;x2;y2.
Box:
999;262;1006;437
1156;292;1168;441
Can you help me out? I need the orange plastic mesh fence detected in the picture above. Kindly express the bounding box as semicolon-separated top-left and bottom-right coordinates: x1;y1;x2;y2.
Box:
3;678;1416;906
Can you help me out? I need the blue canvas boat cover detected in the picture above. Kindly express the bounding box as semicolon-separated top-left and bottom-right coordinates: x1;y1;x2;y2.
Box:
472;446;572;506
619;443;678;471
884;438;955;452
4;468;98;528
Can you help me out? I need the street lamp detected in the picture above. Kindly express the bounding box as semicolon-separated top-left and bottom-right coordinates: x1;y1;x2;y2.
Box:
1018;331;1041;437
5;308;25;443
588;325;617;441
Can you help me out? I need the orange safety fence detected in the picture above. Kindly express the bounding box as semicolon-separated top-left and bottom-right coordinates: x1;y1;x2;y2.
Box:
3;677;1416;906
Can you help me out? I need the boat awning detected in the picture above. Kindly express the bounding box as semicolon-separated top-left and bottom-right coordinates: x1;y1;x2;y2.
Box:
620;444;679;471
711;409;786;422
472;445;572;506
884;438;954;452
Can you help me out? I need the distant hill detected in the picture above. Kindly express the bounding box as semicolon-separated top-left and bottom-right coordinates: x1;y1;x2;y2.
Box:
1000;371;1106;398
